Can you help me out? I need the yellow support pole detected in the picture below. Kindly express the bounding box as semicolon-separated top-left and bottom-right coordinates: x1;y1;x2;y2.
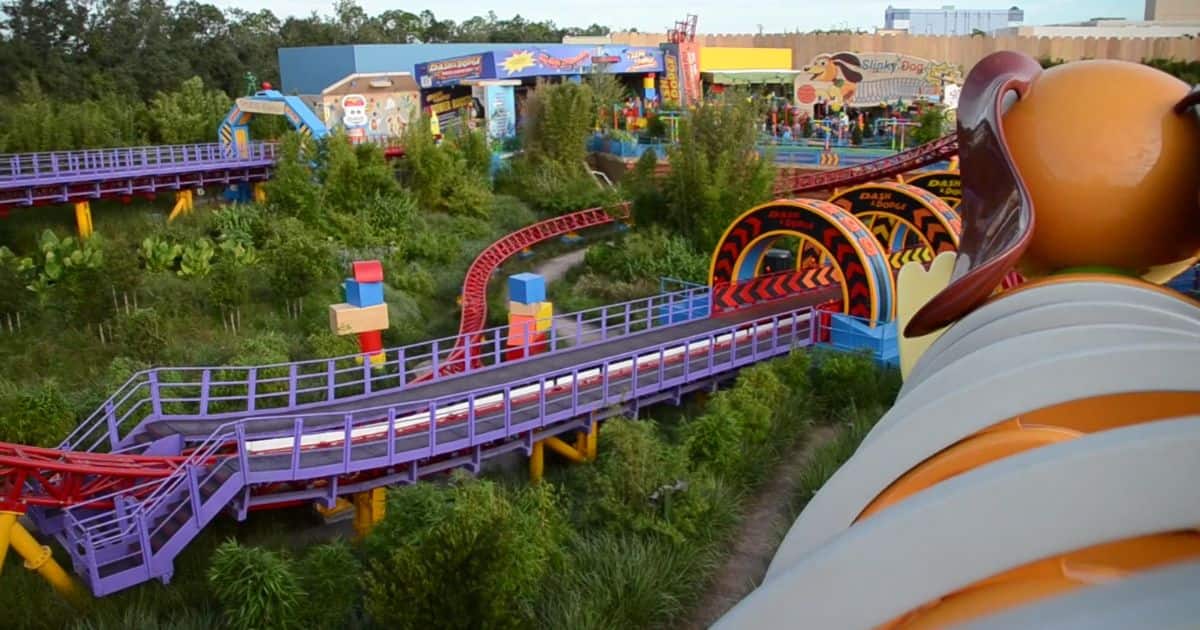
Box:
73;201;93;239
530;440;544;483
3;515;83;602
587;422;598;461
544;436;586;463
253;183;267;204
167;190;194;223
314;497;353;520
948;155;960;172
351;487;387;539
0;511;16;572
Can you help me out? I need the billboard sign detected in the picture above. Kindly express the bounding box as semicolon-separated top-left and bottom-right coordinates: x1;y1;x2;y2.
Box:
495;45;662;78
415;54;495;89
661;49;681;104
793;52;963;114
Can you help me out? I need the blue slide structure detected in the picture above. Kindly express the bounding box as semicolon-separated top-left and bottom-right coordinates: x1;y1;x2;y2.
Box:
218;90;328;160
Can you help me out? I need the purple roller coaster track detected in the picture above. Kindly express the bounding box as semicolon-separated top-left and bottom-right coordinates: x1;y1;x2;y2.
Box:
0;142;277;210
25;286;833;596
1;135;958;598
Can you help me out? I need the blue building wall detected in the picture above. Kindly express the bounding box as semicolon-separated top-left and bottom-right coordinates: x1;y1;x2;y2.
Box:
279;43;542;94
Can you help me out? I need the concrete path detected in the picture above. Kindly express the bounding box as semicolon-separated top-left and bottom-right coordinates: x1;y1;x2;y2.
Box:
533;248;603;345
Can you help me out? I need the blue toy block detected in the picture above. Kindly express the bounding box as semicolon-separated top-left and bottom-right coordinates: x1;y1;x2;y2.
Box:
508;273;545;304
343;279;385;308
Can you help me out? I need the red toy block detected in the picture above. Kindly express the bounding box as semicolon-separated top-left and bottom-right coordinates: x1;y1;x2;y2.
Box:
357;329;383;353
352;260;384;283
503;332;548;361
507;314;538;346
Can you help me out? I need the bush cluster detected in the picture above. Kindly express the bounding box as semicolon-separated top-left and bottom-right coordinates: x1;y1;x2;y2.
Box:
207;538;361;630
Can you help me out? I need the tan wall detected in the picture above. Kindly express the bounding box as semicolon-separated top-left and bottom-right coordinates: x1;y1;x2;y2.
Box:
611;32;1200;70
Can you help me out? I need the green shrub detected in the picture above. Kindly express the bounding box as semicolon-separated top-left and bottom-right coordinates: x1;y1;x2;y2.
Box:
385;260;435;297
362;473;567;629
319;135;399;214
537;531;714;630
624;150;666;226
264;133;322;223
811;350;882;421
583;226;707;284
207;539;303;630
264;218;337;309
490;195;538;233
0;379;76;447
295;540;362;630
661;96;776;251
498;159;618;216
400;115;493;217
680;408;745;481
577;418;704;543
111;307;169;362
303;332;358;360
68;606;223;630
521;81;594;171
211;204;268;248
681;362;795;485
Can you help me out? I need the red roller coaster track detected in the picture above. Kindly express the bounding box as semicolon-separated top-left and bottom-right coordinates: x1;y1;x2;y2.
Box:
0;136;959;511
773;135;959;196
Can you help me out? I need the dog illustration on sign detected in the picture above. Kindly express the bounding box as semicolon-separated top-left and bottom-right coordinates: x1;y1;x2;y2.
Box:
802;52;864;111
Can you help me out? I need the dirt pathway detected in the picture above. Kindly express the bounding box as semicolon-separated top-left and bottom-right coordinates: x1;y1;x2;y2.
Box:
532;248;602;344
683;425;839;629
535;248;587;284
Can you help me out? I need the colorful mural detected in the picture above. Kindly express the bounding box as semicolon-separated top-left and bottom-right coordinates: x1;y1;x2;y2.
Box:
793;52;963;114
321;91;418;141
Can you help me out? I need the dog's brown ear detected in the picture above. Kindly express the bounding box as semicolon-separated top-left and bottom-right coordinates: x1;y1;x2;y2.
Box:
905;51;1043;337
835;62;863;84
832;52;861;68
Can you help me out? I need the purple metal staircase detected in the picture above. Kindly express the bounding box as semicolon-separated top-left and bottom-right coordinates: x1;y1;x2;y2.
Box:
41;287;826;595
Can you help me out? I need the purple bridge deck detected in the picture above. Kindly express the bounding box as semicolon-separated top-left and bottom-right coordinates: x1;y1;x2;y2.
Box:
0;142;277;209
31;285;837;596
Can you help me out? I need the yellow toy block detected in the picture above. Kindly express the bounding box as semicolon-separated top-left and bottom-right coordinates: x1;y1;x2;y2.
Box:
510;301;553;332
353;352;386;367
329;303;389;336
534;302;552;332
507;314;537;346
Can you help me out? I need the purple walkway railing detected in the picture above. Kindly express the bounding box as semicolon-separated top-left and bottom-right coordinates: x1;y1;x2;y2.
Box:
60;286;713;455
57;301;816;595
0;142;277;183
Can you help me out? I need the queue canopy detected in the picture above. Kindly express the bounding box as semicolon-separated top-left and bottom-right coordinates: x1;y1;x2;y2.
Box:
704;70;801;85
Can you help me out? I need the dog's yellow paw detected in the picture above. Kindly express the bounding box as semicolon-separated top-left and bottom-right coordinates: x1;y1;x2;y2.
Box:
896;251;957;380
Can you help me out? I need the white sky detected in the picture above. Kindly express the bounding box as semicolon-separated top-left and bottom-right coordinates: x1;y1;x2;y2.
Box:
214;0;1146;34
